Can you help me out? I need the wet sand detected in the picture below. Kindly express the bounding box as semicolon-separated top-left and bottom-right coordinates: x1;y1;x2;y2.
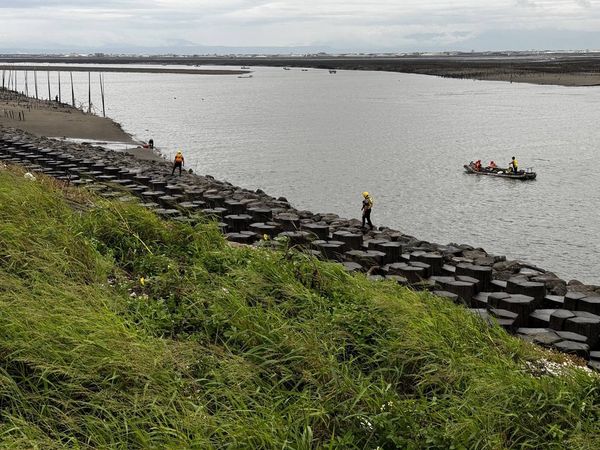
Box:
0;89;164;161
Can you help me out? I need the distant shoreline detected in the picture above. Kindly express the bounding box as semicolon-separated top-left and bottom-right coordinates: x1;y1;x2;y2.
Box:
0;64;249;75
3;54;600;86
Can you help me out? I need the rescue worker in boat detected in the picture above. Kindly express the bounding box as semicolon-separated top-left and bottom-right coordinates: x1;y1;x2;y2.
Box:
172;150;185;176
509;156;519;174
487;160;497;170
474;160;482;171
361;192;374;231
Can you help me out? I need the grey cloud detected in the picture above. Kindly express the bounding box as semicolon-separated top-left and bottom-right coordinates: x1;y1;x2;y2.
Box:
575;0;591;7
515;0;536;6
1;1;600;53
0;0;152;7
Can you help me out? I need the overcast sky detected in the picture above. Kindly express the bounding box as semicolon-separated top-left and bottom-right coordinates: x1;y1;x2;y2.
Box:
1;0;600;53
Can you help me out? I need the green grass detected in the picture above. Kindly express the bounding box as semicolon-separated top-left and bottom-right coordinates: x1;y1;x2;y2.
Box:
0;165;599;449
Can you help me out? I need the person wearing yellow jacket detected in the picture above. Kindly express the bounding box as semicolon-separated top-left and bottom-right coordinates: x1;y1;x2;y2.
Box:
510;156;519;174
172;151;185;176
361;192;374;231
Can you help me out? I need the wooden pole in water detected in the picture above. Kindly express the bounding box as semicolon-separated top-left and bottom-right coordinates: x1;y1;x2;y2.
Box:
58;71;62;103
88;71;92;113
1;70;4;89
34;70;38;100
70;72;75;107
47;71;51;101
99;72;106;117
25;71;29;97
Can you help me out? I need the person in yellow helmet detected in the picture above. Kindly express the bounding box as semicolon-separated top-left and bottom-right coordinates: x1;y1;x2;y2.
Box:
361;192;374;231
172;150;185;176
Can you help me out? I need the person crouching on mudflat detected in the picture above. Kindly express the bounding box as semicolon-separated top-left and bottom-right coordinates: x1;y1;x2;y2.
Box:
361;191;374;231
172;151;185;176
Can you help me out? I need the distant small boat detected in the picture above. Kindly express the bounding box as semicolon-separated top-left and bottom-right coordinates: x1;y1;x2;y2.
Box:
301;69;308;72
329;69;337;74
238;75;253;79
464;164;536;180
241;66;250;69
283;67;291;70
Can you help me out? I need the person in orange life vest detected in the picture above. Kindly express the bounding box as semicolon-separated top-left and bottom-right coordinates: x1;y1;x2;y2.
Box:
172;151;185;176
488;160;497;169
474;160;482;171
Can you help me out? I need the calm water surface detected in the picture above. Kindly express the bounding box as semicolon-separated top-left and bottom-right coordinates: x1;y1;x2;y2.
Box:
28;64;600;283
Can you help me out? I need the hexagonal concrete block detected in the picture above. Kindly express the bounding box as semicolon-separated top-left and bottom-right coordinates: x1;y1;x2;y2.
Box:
487;292;511;308
529;309;557;328
564;315;600;346
578;297;600;316
472;292;492;308
543;295;565;309
506;278;546;302
549;310;576;330
497;294;537;325
564;291;587;311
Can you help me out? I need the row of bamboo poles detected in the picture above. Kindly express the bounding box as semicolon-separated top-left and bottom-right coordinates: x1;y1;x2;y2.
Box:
1;69;106;117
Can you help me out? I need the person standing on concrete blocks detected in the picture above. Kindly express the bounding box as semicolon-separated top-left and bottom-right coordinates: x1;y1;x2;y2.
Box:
361;191;374;231
172;150;185;176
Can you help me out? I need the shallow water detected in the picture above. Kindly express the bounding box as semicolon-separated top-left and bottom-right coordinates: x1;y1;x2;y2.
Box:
15;64;600;283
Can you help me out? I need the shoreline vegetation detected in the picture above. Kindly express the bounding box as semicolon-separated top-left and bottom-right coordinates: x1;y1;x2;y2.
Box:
1;163;599;448
3;54;600;86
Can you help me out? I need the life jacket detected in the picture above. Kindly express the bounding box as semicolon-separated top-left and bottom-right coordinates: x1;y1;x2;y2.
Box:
175;154;184;163
363;196;373;209
513;159;518;169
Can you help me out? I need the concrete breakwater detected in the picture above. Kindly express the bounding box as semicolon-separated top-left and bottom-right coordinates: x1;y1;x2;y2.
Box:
1;128;599;370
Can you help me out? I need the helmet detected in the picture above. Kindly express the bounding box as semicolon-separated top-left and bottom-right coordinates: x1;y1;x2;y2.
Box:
362;192;369;198
177;150;182;154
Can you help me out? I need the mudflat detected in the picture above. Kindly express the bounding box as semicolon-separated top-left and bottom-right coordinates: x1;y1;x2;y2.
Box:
0;89;165;161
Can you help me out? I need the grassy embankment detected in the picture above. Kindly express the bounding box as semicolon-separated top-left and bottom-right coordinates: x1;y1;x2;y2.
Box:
0;165;599;449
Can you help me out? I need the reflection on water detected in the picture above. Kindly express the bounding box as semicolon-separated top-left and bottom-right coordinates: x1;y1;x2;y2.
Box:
40;65;600;283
